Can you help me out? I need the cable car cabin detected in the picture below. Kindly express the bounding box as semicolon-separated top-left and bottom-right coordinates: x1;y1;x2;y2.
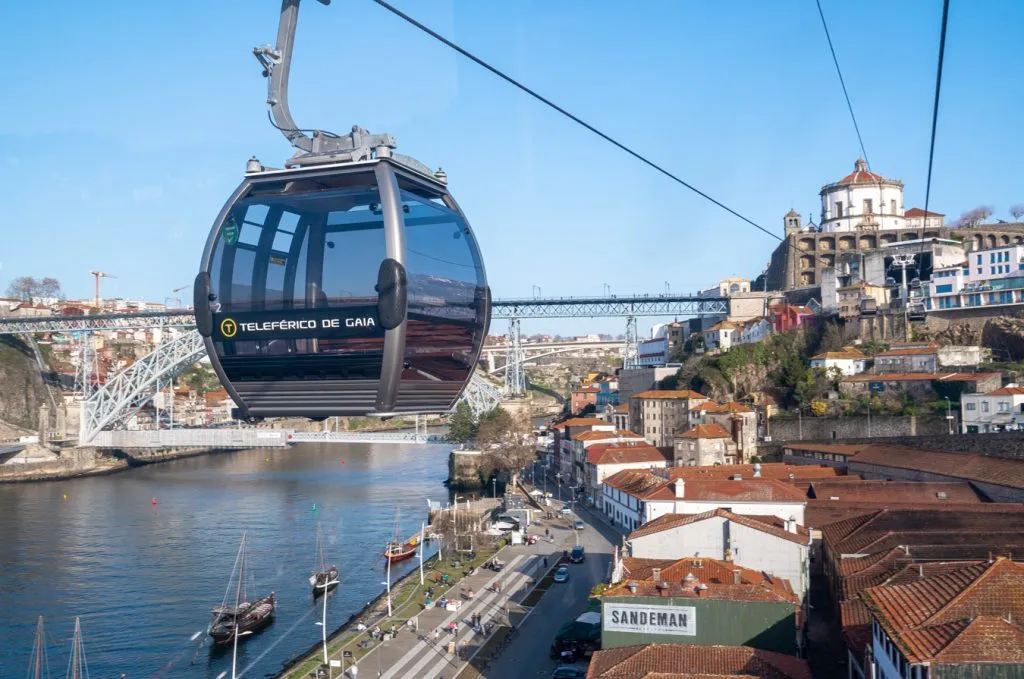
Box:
859;297;878;316
907;301;927;322
193;158;490;420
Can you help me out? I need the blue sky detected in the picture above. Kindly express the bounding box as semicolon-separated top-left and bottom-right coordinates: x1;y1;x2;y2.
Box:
2;0;1022;335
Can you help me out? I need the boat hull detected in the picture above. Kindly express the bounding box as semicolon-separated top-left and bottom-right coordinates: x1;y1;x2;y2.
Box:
209;593;276;645
311;567;340;595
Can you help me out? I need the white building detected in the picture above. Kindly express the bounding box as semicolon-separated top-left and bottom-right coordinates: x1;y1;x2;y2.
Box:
637;336;668;367
739;318;771;345
820;159;905;232
704;321;741;352
903;207;944;230
585;443;669;506
627;509;811;601
808;349;868;376
700;276;751;297
601;472;807;532
960;385;1024;433
929;243;1024;311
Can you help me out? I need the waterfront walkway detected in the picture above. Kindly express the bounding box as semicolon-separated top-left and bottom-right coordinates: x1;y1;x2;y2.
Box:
305;508;579;679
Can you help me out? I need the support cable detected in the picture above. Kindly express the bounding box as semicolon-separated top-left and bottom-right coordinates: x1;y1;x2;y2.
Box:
369;0;850;285
369;0;780;243
815;0;871;168
922;0;950;219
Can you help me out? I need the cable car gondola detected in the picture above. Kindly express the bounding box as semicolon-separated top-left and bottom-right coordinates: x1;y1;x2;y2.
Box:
193;0;489;420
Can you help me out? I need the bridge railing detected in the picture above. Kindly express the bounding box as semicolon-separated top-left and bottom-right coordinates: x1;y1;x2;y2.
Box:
89;429;290;449
287;431;448;444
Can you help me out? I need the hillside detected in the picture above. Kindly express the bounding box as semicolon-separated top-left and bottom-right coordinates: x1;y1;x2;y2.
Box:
0;336;48;431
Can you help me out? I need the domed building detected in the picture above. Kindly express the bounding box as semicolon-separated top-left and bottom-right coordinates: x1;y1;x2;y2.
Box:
819;158;905;232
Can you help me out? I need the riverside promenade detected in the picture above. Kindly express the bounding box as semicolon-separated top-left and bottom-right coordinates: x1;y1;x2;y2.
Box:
282;498;580;679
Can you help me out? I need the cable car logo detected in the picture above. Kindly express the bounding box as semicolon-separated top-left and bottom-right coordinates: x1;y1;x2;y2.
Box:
220;318;238;338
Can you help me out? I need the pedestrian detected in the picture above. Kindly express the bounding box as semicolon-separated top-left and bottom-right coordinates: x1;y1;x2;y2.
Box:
543;556;548;568
433;627;440;642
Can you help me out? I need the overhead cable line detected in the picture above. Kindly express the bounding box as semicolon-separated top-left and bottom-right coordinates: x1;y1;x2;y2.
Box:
815;0;872;170
369;0;783;243
922;0;950;219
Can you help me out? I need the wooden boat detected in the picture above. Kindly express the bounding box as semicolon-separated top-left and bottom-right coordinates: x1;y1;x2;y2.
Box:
208;532;276;646
383;539;418;564
310;523;339;595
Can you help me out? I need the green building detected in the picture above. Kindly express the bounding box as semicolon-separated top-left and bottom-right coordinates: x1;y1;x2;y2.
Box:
600;557;802;655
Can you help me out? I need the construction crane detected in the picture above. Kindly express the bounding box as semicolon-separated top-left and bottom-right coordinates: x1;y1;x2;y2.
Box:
88;270;115;310
172;284;189;309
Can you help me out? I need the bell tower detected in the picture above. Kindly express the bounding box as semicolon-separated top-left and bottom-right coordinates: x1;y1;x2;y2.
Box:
783;209;802;237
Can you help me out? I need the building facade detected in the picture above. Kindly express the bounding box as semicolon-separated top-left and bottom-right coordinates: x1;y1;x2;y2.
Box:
960;385;1024;433
629;390;708;448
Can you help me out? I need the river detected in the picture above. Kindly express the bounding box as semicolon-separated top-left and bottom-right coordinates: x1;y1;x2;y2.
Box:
0;441;455;678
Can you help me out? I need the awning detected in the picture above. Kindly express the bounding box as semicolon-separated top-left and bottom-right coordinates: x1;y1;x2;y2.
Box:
989;413;1015;425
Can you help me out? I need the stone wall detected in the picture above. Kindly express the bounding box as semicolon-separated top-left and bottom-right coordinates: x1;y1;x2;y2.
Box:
826;431;1024;459
0;337;48;431
767;414;949;443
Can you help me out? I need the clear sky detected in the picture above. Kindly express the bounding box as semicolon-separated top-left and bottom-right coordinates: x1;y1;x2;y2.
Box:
2;0;1022;336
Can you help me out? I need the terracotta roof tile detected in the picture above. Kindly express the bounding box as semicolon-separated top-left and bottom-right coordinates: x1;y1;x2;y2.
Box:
703;401;756;414
668;463;839;481
874;346;939;357
627;509;809;545
849;445;1024;490
643;478;808;503
632;390;708;400
586;643;812;679
841;372;1000;383
603;470;668;496
572;430;643;442
862;559;1024;663
677;423;732;439
905;208;945;217
553;417;609;429
987;386;1024;396
783;442;869;457
811;349;867;360
587;445;669;466
608;556;797;604
806;500;1024;529
809;480;984;504
614;404;630;413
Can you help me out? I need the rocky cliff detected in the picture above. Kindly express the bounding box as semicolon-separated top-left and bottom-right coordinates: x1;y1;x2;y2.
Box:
0;336;47;431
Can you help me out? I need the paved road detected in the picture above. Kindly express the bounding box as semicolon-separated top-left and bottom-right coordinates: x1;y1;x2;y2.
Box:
484;492;619;679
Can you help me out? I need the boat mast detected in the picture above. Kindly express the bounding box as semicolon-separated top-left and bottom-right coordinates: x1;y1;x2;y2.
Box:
317;523;327;572
66;617;87;679
232;532;246;679
30;616;47;679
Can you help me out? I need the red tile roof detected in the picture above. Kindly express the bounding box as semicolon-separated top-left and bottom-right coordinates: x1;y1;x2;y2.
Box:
587;445;669;466
783;442;870;457
669;463;840;482
874;346;939;357
572;429;643;442
808;480;985;504
811;349;867;360
632;389;707;400
904;208;945;217
603;470;668;496
586;644;812;679
849;445;1024;490
841;372;1000;383
605;556;798;604
703;401;756;414
553;417;610;429
643;477;808;503
862;559;1024;664
988;386;1024;396
677;423;732;439
614;404;630;413
627;509;809;545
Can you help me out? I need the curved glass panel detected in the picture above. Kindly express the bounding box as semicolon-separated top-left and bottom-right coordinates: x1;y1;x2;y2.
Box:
207;178;388;381
400;188;487;385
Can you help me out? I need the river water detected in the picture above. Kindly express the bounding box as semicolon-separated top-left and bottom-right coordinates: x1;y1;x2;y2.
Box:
0;441;454;679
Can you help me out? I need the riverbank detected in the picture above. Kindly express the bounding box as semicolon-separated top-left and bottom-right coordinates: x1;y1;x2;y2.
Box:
0;445;242;484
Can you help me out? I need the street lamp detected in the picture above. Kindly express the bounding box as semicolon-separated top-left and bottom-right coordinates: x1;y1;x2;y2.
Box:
493;476;497;499
945;397;954;434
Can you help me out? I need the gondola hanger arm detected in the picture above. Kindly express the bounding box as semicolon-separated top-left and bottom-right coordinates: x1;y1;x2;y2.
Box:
254;0;399;166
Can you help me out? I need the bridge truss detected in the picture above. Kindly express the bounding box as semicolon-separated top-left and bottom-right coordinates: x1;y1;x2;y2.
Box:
0;293;727;440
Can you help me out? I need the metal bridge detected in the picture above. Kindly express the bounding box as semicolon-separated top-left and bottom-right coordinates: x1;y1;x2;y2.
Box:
0;293;727;445
287;430;448;444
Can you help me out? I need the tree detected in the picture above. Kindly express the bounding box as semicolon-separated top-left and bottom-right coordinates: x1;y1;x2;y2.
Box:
1012;204;1024;221
952;206;994;229
447;401;476;443
4;276;63;301
476;407;536;485
818;322;844;353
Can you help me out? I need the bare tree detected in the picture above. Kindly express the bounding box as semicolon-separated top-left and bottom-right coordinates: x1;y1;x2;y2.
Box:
4;276;63;301
952;206;994;229
1011;204;1024;221
476;407;536;486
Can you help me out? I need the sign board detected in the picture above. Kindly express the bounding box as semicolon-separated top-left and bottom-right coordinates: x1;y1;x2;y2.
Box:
869;381;885;393
603;603;697;636
212;307;384;342
342;651;353;658
329;660;342;668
